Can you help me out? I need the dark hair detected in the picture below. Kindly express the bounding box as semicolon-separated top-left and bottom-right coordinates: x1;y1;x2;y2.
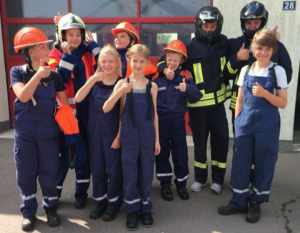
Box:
251;29;277;55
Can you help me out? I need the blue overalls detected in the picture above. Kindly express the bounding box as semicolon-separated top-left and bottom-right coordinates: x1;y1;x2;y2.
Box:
121;81;155;214
229;68;280;210
87;81;123;209
14;70;61;217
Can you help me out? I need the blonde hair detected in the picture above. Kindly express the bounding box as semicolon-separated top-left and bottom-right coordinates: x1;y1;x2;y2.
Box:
251;29;278;56
98;44;122;77
126;44;150;61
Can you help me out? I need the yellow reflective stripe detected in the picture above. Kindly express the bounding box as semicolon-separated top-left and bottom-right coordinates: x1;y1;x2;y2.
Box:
211;160;218;166
211;160;226;169
226;61;238;74
194;160;207;169
220;57;226;71
157;61;165;67
193;63;204;84
251;164;255;170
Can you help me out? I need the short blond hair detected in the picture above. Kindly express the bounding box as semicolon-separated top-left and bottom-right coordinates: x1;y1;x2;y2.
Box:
98;44;122;77
126;44;150;61
251;29;278;55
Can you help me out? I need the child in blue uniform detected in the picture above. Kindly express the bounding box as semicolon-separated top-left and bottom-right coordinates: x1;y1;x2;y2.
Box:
103;44;160;231
218;29;288;223
75;45;123;221
154;40;202;201
11;27;69;231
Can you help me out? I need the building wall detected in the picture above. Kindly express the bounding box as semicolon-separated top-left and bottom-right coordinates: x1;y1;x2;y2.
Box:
0;15;10;132
214;0;300;143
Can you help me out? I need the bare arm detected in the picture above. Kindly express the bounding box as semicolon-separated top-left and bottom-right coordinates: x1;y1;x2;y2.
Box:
235;87;244;118
151;82;161;155
56;90;69;105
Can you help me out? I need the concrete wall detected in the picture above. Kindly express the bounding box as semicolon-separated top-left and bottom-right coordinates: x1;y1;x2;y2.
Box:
214;0;300;145
0;15;10;132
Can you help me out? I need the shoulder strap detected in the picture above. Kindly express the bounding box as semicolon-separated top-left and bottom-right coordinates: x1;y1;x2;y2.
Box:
146;80;153;121
268;64;281;90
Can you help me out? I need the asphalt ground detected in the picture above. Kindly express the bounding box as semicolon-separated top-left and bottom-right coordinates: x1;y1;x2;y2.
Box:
0;135;300;233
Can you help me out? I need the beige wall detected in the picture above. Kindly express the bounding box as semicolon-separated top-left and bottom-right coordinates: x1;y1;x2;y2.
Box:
214;0;300;141
0;15;10;131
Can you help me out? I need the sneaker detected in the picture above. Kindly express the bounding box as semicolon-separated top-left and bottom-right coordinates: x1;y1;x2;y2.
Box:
45;207;60;227
126;212;138;231
246;201;261;223
218;205;248;215
102;208;118;221
190;182;206;192
177;187;190;200
75;198;87;209
211;183;222;194
141;212;153;228
89;201;108;219
161;185;173;201
21;216;36;231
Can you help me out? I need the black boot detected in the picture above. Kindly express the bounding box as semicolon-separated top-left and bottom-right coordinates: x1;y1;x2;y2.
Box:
218;205;248;215
74;198;87;209
141;212;153;228
126;212;138;231
21;216;36;231
102;208;119;221
177;187;189;200
246;201;261;223
89;201;108;219
161;185;173;201
45;207;60;227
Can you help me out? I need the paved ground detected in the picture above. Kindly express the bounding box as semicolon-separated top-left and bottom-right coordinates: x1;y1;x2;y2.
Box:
0;132;300;233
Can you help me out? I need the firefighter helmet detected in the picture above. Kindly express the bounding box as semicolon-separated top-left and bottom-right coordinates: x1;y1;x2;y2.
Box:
111;22;140;44
164;40;188;63
58;13;86;42
14;27;53;53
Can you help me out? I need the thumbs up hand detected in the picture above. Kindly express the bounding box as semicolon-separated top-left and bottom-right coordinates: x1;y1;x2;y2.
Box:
61;41;72;55
36;59;51;80
164;64;175;80
179;78;187;92
252;82;265;97
92;66;104;82
273;25;280;41
54;12;62;26
237;43;249;61
121;77;132;94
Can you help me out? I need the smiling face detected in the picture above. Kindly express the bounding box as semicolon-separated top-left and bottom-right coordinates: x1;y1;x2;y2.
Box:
29;43;50;63
65;28;82;49
166;52;182;71
114;31;133;49
245;19;262;31
129;53;149;75
253;44;273;62
99;52;119;75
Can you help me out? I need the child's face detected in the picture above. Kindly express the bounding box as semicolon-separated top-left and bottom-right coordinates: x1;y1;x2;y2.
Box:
253;44;273;62
65;28;82;49
100;53;118;75
129;53;148;75
29;43;50;63
114;31;132;50
245;19;261;31
166;52;182;71
202;22;217;32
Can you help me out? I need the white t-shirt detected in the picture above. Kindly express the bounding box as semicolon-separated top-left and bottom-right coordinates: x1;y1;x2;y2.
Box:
237;62;288;94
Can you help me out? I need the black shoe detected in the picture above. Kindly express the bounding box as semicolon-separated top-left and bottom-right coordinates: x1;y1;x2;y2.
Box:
75;198;87;209
45;207;60;227
141;212;153;228
21;216;36;231
177;187;189;200
246;201;261;223
126;212;138;231
161;185;173;201
218;205;248;215
102;208;118;221
89;201;108;219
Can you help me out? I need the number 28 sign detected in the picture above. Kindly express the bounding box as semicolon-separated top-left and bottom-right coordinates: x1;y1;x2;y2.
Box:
283;1;296;10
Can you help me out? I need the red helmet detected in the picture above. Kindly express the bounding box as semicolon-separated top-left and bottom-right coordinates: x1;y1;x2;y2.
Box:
111;22;140;44
164;40;188;62
13;27;53;53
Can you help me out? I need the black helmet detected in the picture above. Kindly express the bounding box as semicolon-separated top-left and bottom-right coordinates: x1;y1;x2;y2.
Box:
195;6;223;44
240;1;268;40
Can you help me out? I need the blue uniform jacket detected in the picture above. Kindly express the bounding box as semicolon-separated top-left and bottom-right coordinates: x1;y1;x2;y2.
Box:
154;69;202;119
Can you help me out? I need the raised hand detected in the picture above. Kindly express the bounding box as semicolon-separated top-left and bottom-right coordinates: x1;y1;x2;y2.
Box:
92;66;104;82
273;25;280;41
84;31;94;46
164;65;175;80
237;43;249;61
60;41;71;55
252;82;265;97
120;77;132;94
36;59;51;79
179;78;187;92
54;12;62;26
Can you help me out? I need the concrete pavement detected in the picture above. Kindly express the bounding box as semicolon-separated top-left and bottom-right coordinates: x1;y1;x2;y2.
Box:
0;132;300;233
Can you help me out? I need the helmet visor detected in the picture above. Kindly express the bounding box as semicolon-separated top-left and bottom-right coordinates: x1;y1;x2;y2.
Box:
242;3;263;18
